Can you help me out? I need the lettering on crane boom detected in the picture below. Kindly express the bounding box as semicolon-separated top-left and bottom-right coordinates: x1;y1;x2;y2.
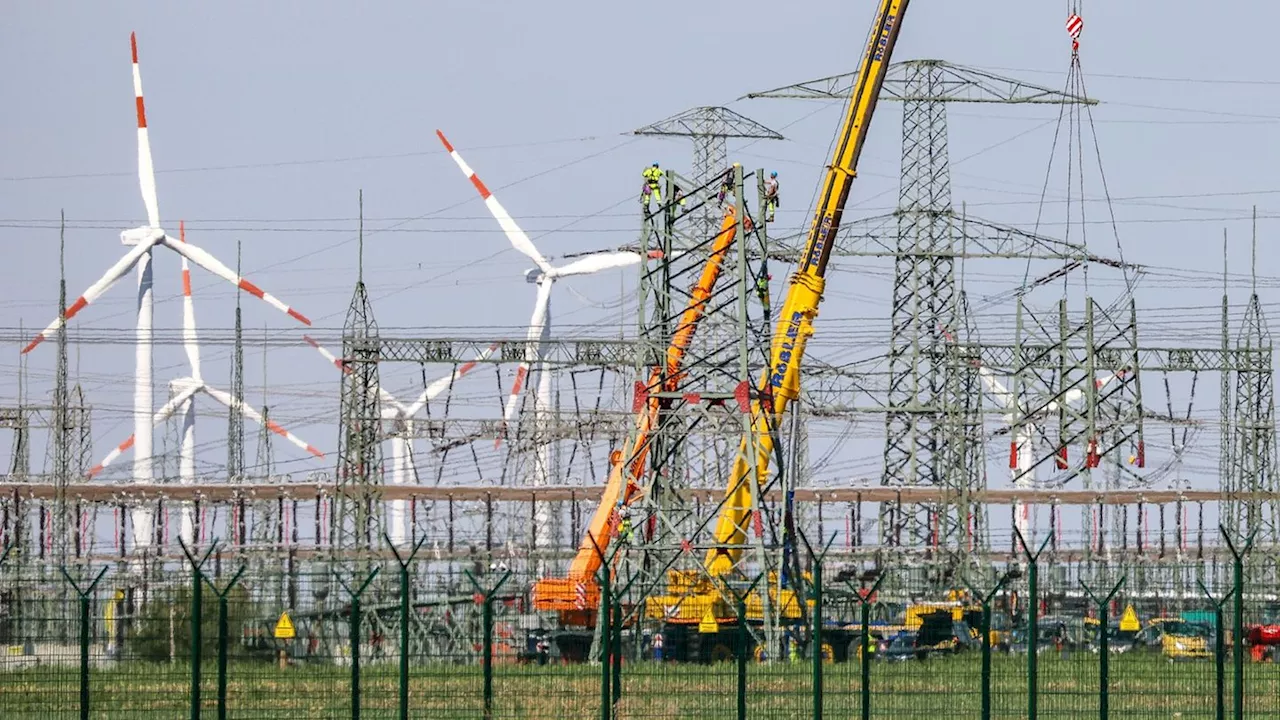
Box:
274;611;296;640
770;311;805;389
873;12;898;62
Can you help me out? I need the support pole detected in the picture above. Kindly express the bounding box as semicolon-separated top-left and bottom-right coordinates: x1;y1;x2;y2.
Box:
335;569;380;720
60;565;108;720
178;538;218;720
1081;577;1126;720
965;569;1016;720
1197;578;1236;720
1221;526;1255;720
466;566;512;720
1015;529;1051;720
386;533;427;720
853;572;888;720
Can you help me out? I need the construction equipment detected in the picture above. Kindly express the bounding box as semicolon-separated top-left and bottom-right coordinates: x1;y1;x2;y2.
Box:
531;207;745;614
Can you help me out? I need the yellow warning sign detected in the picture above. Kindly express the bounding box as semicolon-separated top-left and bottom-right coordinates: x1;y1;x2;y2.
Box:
698;610;718;634
274;611;296;640
1119;605;1141;633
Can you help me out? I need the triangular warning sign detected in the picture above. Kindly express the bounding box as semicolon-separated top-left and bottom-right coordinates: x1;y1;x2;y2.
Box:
274;611;296;639
698;610;718;634
1119;605;1140;633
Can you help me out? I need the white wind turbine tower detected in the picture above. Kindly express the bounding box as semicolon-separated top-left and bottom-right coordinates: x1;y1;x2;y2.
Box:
305;336;496;546
83;222;325;545
436;129;654;548
21;33;312;552
976;364;1116;541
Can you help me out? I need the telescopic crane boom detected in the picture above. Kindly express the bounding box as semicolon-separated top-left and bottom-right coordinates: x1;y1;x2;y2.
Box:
705;0;910;575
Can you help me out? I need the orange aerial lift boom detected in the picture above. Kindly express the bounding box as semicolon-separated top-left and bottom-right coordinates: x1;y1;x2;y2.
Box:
705;0;910;576
533;208;745;611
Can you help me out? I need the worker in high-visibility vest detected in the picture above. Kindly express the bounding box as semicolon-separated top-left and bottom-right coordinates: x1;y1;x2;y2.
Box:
764;171;779;222
618;504;635;544
642;162;663;208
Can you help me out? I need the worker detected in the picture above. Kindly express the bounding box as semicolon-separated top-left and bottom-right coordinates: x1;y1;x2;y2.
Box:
618;504;634;545
764;171;779;222
652;630;665;662
717;163;742;206
642;162;663;209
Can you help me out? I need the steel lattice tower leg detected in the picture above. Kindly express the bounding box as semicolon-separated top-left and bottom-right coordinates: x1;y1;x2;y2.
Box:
335;191;383;552
882;62;959;547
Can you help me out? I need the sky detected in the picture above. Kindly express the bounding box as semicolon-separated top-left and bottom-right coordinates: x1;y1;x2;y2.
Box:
3;1;1279;546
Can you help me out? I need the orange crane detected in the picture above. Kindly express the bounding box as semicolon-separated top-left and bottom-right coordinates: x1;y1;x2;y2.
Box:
532;207;745;613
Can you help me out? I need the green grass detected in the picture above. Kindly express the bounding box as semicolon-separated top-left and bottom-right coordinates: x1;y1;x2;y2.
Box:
0;653;1276;718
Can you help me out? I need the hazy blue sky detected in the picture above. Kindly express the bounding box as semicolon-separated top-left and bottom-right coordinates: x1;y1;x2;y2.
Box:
3;1;1278;515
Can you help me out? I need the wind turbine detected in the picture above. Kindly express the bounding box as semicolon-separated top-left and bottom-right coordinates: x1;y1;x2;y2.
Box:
21;33;312;551
86;223;324;546
304;335;495;545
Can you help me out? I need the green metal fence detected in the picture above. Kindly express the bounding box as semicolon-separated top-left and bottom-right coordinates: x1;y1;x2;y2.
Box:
1;536;1279;719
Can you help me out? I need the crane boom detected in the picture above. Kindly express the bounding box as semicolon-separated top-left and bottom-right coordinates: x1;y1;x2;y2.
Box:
533;208;744;611
705;0;909;575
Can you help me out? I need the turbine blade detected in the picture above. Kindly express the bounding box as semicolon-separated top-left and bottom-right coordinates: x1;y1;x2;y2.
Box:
553;251;642;278
21;239;156;354
161;235;311;325
203;385;324;458
436;129;552;274
86;382;199;478
977;365;1013;408
131;32;160;229
405;342;499;417
494;281;553;448
304;334;406;413
178;221;201;380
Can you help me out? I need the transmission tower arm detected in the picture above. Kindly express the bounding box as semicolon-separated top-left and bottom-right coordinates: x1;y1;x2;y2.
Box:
705;0;910;576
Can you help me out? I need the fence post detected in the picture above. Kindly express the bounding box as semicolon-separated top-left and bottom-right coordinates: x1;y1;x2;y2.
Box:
811;559;823;720
965;569;1017;720
336;568;380;720
1015;529;1051;720
612;598;622;706
1081;577;1126;720
465;565;512;720
207;565;246;720
60;565;108;720
1197;578;1235;720
1221;526;1255;720
725;575;763;720
599;561;611;720
385;533;427;720
797;529;834;720
851;570;888;720
178;538;218;720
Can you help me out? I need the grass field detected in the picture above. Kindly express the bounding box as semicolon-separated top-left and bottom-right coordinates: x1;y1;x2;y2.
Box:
0;653;1277;718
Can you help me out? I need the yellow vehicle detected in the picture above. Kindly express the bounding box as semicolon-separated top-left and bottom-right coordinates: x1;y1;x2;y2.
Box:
1139;618;1213;661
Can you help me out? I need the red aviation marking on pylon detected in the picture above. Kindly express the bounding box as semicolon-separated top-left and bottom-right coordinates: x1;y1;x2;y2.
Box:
1066;14;1083;39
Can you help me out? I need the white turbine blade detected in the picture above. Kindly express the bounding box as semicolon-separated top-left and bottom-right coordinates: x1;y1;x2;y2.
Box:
303;334;407;414
131;32;160;229
495;281;554;447
1055;372;1118;410
177;222;201;380
551;251;642;279
21;239;157;354
405;343;499;417
435;129;552;275
203;385;325;459
161;235;311;325
86;382;200;478
977;365;1013;409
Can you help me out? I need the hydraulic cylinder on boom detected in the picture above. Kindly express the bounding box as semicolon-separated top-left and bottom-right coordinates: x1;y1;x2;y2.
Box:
705;0;910;576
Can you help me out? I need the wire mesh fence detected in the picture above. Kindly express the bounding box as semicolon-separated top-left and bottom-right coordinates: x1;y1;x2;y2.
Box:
1;537;1279;719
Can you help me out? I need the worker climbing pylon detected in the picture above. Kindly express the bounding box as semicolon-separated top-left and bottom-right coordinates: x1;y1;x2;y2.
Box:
718;162;742;206
764;171;779;222
617;503;635;545
642;162;663;210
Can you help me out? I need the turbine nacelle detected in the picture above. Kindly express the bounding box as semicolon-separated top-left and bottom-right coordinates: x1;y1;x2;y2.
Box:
121;226;164;246
524;267;546;284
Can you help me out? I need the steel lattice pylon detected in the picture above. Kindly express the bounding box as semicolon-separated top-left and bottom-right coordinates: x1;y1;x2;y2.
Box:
1224;289;1276;538
748;60;1098;552
334;193;383;552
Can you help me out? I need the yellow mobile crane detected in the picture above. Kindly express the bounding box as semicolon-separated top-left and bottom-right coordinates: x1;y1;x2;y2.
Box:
706;0;909;576
641;0;912;658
